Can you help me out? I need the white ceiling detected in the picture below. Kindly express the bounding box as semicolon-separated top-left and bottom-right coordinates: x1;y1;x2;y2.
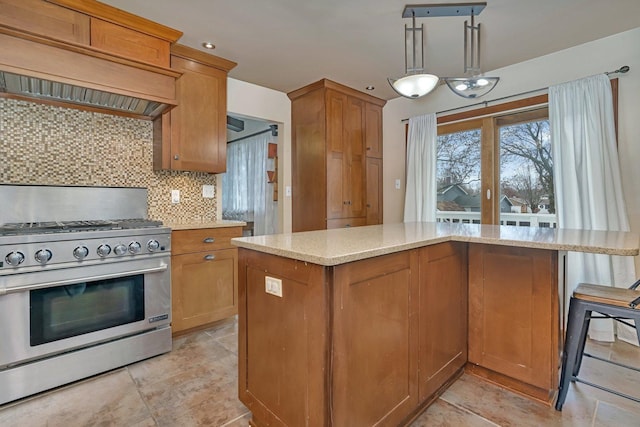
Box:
101;0;640;101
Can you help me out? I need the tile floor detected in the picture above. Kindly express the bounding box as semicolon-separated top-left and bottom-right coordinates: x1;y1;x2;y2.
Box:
1;317;639;426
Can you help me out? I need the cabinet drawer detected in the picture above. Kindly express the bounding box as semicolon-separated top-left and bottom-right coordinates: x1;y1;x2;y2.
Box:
90;18;169;67
0;0;90;44
327;217;367;229
172;227;243;254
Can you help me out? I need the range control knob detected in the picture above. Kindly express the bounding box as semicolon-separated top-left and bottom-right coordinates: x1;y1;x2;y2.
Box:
34;249;52;264
128;241;142;254
114;244;128;256
147;239;160;252
73;246;89;260
5;251;25;266
97;244;111;257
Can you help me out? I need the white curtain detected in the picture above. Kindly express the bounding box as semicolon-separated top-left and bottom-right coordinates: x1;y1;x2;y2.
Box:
222;132;277;236
550;74;637;344
404;113;437;222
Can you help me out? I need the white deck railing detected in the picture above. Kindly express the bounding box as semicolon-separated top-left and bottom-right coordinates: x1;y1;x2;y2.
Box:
436;211;557;228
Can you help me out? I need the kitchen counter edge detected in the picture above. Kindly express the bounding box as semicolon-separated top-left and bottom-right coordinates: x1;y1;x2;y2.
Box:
231;222;640;266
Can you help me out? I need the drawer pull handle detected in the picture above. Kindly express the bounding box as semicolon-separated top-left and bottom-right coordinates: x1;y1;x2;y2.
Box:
204;254;216;261
203;237;215;243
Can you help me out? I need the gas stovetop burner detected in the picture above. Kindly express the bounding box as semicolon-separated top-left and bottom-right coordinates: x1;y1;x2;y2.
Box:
0;219;163;236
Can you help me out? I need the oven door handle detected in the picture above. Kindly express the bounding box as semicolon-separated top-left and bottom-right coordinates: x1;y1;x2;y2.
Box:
0;265;168;295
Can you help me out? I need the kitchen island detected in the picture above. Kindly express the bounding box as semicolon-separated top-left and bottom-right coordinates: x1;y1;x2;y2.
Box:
232;222;639;427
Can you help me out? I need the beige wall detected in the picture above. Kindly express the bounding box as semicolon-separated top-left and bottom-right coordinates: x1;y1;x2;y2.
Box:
383;26;640;268
225;78;292;233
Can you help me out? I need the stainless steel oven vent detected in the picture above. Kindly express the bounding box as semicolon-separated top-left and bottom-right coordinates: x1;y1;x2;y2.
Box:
0;71;165;117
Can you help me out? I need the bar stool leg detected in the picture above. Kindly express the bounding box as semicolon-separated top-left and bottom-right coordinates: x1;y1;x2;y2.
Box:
572;309;592;378
556;297;588;411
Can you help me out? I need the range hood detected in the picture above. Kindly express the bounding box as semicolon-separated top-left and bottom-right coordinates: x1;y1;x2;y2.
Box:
0;71;167;117
0;29;180;120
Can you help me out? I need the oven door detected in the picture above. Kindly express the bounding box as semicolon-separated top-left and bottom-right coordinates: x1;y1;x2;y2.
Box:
0;256;170;368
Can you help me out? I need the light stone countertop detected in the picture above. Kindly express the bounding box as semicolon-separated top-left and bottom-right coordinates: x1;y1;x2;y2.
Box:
165;220;246;231
231;222;640;266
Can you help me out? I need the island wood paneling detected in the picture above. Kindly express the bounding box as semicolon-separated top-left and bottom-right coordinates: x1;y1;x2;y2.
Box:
238;249;329;427
468;243;559;402
332;251;419;426
418;242;468;400
238;244;470;426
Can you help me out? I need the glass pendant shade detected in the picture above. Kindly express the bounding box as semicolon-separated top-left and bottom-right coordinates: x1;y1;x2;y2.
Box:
444;76;499;98
388;12;438;99
443;5;499;99
388;73;439;98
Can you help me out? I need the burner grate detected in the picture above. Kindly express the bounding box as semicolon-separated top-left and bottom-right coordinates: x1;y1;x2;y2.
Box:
0;219;163;236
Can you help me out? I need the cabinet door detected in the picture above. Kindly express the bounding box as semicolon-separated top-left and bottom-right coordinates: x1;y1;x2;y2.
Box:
418;242;467;400
468;244;558;394
169;55;227;173
366;157;382;225
90;18;170;67
0;0;90;44
365;102;383;158
171;248;238;333
332;251;419;426
344;96;366;218
326;90;367;221
326;89;347;220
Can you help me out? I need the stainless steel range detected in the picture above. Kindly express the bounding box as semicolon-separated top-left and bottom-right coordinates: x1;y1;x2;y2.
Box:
0;185;172;405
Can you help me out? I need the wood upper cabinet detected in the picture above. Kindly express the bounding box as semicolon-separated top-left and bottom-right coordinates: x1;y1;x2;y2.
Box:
171;226;242;335
326;89;366;221
366;157;382;225
289;79;385;232
468;243;559;402
3;1;182;65
153;44;237;173
89;18;170;67
0;0;89;44
365;102;383;158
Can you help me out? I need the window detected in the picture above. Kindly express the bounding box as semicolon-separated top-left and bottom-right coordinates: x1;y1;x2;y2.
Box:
420;80;618;227
497;109;554;227
436;121;482;224
436;99;555;227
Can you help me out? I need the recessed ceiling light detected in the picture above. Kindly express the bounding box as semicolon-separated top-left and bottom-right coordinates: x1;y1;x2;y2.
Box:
202;42;215;49
365;86;375;91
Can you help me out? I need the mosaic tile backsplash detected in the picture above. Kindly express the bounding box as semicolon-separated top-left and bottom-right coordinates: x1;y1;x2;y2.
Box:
0;98;217;223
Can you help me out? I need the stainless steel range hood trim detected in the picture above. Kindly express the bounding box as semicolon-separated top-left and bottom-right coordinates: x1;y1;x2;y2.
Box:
0;71;171;118
0;28;180;119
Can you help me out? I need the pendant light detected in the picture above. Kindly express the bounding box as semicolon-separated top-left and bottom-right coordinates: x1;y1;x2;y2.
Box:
443;6;499;99
387;10;439;99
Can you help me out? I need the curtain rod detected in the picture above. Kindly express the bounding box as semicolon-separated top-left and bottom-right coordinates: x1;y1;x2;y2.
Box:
400;65;630;122
227;126;275;144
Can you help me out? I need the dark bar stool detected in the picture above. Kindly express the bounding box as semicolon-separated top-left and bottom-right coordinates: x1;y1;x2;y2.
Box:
555;279;640;410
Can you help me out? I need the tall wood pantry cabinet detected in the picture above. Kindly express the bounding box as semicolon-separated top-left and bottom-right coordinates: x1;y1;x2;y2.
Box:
153;44;237;173
288;79;386;232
